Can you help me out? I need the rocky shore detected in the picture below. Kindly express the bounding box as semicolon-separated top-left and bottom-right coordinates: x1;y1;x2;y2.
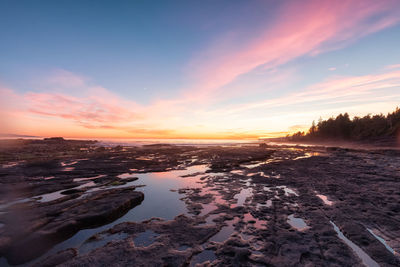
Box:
0;139;399;266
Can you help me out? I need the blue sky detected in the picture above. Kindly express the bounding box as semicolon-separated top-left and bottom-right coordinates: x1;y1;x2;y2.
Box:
1;0;400;138
1;1;278;102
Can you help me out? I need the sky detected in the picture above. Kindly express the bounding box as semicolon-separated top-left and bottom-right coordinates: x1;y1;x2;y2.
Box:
1;0;400;139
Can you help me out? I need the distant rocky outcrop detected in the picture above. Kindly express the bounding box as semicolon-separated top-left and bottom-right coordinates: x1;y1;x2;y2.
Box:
43;137;66;142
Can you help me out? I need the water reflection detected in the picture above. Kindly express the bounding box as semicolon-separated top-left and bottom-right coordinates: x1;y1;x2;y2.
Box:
256;200;272;210
61;161;79;167
177;245;190;251
133;230;159;247
210;217;239;242
36;189;66;203
276;186;298;196
243;213;265;229
293;152;320;160
330;221;379;267
316;194;333;205
62;167;75;172
117;173;137;179
79;232;128;254
190;249;216;266
28;165;208;263
367;228;397;255
1;162;20;168
287;214;309;231
81;181;98;188
233;188;253;207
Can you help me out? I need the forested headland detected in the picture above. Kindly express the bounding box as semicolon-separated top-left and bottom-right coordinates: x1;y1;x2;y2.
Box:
288;107;400;143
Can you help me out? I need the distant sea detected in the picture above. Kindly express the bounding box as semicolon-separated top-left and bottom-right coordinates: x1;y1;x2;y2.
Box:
0;135;260;147
95;138;260;147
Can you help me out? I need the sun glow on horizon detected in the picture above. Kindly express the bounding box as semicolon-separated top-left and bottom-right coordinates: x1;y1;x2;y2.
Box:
1;0;400;139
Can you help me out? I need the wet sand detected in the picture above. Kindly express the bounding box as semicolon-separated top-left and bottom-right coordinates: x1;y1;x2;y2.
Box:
0;139;399;266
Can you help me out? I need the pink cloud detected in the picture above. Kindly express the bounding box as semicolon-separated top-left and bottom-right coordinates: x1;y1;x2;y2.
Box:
0;79;142;131
385;64;400;70
45;69;88;88
25;88;142;126
187;0;400;99
0;87;21;110
2;66;400;139
215;68;400;115
0;74;185;137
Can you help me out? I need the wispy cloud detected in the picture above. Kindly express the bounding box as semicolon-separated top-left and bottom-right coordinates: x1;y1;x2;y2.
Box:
26;88;141;126
186;0;400;98
2;66;400;139
385;64;400;70
45;69;88;88
212;69;400;115
0;72;179;138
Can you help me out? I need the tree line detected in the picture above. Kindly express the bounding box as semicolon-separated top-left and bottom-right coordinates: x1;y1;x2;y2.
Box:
288;107;400;141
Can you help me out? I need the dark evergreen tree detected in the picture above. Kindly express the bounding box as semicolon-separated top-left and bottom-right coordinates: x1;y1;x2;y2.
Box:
289;107;400;142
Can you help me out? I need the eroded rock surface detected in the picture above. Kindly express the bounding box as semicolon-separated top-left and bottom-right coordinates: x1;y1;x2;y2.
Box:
0;140;399;266
0;187;143;264
58;215;219;266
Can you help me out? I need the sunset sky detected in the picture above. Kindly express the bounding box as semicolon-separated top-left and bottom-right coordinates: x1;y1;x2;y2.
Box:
1;0;400;139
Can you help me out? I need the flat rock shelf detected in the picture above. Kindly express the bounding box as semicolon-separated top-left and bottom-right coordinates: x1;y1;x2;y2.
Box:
0;140;399;266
